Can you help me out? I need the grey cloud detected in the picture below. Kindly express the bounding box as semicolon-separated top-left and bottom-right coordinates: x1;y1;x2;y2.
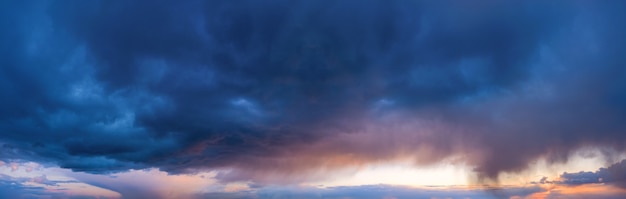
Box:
559;159;626;188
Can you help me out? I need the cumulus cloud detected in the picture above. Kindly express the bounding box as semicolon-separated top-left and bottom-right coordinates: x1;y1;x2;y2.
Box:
0;0;626;186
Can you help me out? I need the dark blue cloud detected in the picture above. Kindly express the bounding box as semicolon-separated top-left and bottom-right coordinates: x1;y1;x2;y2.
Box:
1;0;626;184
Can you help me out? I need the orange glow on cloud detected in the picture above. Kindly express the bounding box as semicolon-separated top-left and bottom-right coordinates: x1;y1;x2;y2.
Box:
526;184;626;199
551;184;626;195
3;156;626;199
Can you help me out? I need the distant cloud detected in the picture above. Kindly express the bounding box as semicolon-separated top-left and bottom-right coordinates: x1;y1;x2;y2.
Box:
199;184;544;199
559;159;626;188
0;174;63;199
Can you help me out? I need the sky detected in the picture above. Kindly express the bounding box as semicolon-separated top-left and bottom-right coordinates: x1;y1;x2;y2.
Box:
1;0;626;198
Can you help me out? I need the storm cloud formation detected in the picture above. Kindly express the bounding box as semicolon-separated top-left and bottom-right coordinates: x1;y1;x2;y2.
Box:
1;0;626;183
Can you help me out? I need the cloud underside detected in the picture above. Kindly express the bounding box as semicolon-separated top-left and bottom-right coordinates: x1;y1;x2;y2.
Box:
1;0;626;184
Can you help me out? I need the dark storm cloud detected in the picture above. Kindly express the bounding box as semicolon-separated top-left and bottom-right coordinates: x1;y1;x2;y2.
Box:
1;0;626;183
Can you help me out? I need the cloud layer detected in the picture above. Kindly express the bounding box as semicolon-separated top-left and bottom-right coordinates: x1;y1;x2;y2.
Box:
1;0;626;184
